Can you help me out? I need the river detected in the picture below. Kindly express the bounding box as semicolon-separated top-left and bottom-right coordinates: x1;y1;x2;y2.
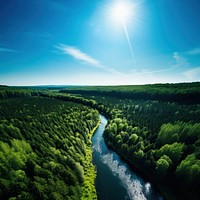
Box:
92;114;163;200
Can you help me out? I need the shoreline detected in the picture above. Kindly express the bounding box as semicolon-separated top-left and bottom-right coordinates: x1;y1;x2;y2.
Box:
81;117;101;200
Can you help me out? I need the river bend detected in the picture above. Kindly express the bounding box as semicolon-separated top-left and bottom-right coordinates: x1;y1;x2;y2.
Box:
92;115;163;200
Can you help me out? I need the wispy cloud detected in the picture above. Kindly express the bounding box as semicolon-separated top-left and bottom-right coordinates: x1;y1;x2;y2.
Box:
0;47;18;53
173;51;188;68
185;47;200;55
143;52;186;75
144;68;174;74
57;45;101;66
184;67;200;79
173;52;182;66
56;44;122;75
173;52;180;62
142;52;189;74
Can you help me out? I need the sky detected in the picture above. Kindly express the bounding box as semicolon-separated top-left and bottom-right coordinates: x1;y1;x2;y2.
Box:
0;0;200;86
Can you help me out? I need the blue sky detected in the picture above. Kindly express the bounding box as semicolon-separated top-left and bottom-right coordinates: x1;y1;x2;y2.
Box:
0;0;200;85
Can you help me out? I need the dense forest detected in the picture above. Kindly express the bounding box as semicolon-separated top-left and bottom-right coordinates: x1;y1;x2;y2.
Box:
59;83;200;200
0;86;39;99
0;96;99;200
1;83;200;200
59;82;200;104
101;97;200;199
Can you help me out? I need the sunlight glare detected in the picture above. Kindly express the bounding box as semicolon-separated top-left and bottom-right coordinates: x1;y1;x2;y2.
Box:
108;0;136;66
110;1;134;24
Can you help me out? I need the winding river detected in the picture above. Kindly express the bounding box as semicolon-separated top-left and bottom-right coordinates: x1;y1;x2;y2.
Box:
92;115;163;200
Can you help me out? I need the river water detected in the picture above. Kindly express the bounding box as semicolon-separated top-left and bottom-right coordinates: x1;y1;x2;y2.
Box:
92;115;163;200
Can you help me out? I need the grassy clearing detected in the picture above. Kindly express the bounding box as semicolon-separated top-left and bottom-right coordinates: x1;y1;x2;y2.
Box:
81;120;100;200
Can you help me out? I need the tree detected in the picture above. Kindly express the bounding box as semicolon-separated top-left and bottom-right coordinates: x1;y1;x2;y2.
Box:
129;134;138;145
156;157;170;177
157;142;184;164
176;154;200;185
157;123;180;146
156;155;172;177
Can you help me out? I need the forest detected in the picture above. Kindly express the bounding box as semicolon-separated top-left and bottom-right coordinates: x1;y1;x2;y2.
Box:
0;83;200;200
59;82;200;200
0;95;99;200
0;86;39;99
59;82;200;104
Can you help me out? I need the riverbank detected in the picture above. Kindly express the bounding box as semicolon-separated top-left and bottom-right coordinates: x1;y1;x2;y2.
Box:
92;115;163;200
81;118;101;200
104;139;177;200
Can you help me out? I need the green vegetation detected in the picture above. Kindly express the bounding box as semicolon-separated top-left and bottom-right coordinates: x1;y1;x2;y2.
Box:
60;82;200;104
0;86;39;99
59;82;200;200
1;82;200;200
0;97;99;200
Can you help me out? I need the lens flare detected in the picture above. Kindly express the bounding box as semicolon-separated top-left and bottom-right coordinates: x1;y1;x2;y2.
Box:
109;0;136;66
110;1;133;24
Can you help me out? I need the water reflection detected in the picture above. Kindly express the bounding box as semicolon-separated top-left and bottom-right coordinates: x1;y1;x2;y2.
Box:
92;115;163;200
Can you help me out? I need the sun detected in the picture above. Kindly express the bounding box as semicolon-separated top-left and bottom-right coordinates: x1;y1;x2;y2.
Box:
110;1;134;24
107;0;137;66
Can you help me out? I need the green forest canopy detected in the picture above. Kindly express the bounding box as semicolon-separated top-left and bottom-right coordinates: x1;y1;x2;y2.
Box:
1;82;200;200
0;97;99;200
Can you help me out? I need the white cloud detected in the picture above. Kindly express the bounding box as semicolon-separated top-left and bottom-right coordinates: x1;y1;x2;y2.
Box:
57;45;182;77
144;68;174;74
185;47;200;55
172;51;188;68
172;50;200;80
173;52;179;60
61;46;101;66
0;47;18;53
57;45;101;66
56;45;196;84
184;67;200;79
143;52;187;75
56;44;123;75
173;51;182;65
